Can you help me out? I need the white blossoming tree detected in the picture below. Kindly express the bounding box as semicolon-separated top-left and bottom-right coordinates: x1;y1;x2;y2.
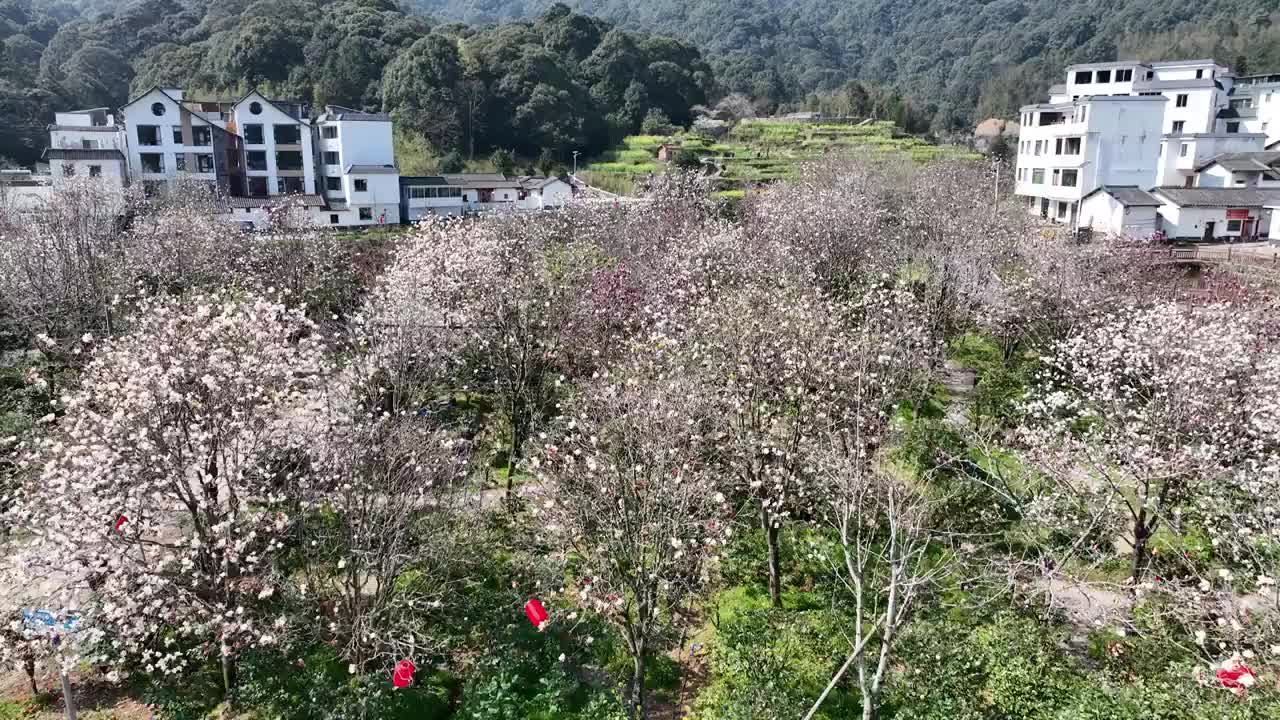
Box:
368;216;602;498
8;292;326;706
1022;302;1271;584
301;410;475;676
688;282;908;607
533;355;725;718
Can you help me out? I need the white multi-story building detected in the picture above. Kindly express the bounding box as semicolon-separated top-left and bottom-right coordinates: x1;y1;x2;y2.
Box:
119;87;244;197
41;108;129;191
30;87;584;228
1017;58;1279;231
230;91;316;199
314;106;401;227
1015;95;1166;224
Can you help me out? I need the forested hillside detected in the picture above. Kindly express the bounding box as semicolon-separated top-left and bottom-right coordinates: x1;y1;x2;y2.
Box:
0;0;714;166
412;0;1280;132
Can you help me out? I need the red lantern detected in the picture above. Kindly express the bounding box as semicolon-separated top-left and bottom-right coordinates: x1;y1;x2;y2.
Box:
392;659;415;689
1216;662;1256;695
524;598;549;631
114;515;128;532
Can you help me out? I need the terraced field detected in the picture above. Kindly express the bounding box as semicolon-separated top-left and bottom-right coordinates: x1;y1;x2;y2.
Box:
577;119;982;196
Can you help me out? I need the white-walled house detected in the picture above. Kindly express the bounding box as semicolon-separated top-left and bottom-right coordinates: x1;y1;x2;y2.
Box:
1015;58;1280;226
399;174;578;221
314;107;401;226
230;91;315;200
1150;187;1280;240
120;87;244;197
1015;95;1165;224
1194;151;1280;188
1077;186;1162;238
42;108;129;192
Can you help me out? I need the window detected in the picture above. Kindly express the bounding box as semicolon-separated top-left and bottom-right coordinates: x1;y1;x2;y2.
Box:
137;125;160;146
172;126;183;144
247;151;267;171
1176;94;1189;108
1065;137;1081;154
174;154;186;171
192;127;212;146
196;154;214;173
1146;71;1154;80
1116;68;1133;82
354;179;368;192
1179;143;1189;157
322;126;338;139
1033;140;1042;156
408;186;461;198
1227;122;1240;133
140;153;163;173
276;151;304;171
1096;69;1111;83
359;207;373;221
1057;201;1069;219
1172;121;1185;133
273;124;301;144
325;176;341;191
1051;169;1061;185
151;102;166;116
81;139;95;149
1061;169;1078;187
249;101;263;115
1196;69;1204;79
323;151;339;165
62;164;75;176
1040;197;1049;218
278;177;304;194
244;124;264;145
248;176;269;197
88;165;101;177
1055;138;1064;155
330;214;340;224
1075;71;1092;84
1227;219;1243;232
1230;98;1254;109
1032;168;1045;184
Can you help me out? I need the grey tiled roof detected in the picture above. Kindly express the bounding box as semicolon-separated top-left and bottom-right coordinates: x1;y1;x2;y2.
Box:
344;164;399;174
41;148;125;161
1083;186;1163;207
227;194;325;208
1152;186;1280;207
1195;151;1280;173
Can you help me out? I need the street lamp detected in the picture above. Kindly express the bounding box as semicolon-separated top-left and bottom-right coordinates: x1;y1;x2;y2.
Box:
572;150;580;177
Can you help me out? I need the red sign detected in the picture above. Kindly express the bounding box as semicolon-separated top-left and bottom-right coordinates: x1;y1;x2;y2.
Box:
392;659;416;689
1226;209;1249;220
524;598;549;631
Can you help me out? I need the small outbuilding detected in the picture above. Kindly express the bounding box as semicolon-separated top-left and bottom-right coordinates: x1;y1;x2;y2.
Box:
1150;186;1280;241
1077;186;1162;239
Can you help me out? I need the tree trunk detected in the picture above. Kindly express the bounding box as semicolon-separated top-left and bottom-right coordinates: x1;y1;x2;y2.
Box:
60;671;77;720
24;653;37;695
1129;521;1150;585
220;646;237;710
506;424;522;500
861;690;878;720
628;650;646;720
761;502;782;608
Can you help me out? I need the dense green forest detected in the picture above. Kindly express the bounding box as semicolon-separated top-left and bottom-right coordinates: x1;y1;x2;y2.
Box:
411;0;1280;132
0;0;718;166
